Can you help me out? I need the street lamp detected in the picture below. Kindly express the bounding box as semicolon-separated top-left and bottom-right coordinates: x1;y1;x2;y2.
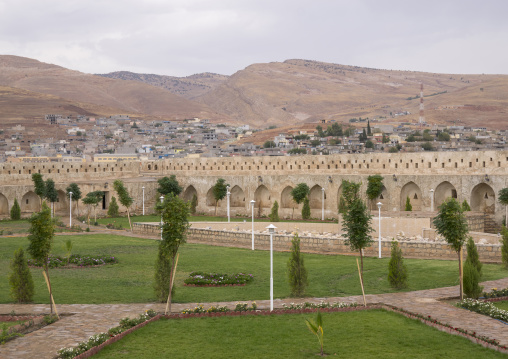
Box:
159;195;164;241
142;186;145;216
430;189;434;212
377;202;382;258
266;224;277;311
227;185;231;223
321;187;325;221
250;200;256;250
69;191;73;228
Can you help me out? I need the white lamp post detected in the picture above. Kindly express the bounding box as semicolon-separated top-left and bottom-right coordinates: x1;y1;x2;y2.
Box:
430;189;434;212
160;195;164;241
227;185;231;223
321;187;325;221
266;224;277;311
377;202;382;258
142;186;145;216
250;200;255;250
69;191;73;228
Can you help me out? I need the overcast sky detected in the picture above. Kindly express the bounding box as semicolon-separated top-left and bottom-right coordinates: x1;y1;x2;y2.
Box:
1;0;507;77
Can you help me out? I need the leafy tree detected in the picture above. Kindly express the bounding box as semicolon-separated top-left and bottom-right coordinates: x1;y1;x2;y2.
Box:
365;140;374;149
10;198;21;220
341;180;373;281
367;120;372;135
66;183;82;217
498;188;508;227
302;197;311;220
154;243;172;303
316;125;326;137
310;140;321;147
269;200;280;222
421;142;434;151
463;237;483;299
288;148;307;155
113;180;134;231
366;175;383;206
305;311;324;356
438;132;450;141
27;202;56;313
44;178;58;217
31;173;46;206
406;134;416;142
382;133;390;144
9;248;34;303
388;146;399;153
287;232;308;297
326;122;343;137
388;241;408;289
263;140;276;148
108;196;120;217
156;193;190;314
433;198;468;300
291;183;310;219
157;175;182;196
190;194;198;215
461;200;471;212
422;131;433;141
405;196;412;211
212;178;228;215
82;191;103;227
501;226;508;268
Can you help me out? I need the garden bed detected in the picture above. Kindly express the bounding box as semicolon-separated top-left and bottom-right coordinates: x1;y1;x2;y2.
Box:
28;254;118;269
1;314;59;344
183;271;253;286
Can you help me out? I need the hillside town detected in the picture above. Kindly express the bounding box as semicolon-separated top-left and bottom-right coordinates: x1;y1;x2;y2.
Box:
0;113;507;163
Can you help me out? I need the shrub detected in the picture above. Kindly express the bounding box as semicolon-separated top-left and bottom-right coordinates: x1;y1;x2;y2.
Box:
387;241;408;289
10;198;21;220
405;196;412;211
154;245;172;302
463;237;483;298
302;197;311;220
9;248;34;303
108;196;120;217
287;232;308;297
502;226;508;268
461;200;471;212
269;200;280;222
190;194;198;215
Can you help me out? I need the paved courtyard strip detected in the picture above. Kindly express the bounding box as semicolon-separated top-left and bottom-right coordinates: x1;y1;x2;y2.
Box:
2;278;508;359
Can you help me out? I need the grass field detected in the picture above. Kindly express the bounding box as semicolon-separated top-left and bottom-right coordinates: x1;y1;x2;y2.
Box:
92;310;506;359
1;234;508;304
492;300;508;311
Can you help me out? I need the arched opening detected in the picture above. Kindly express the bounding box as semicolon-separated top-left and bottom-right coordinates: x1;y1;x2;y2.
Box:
230;185;246;208
281;186;294;208
434;181;458;209
471;183;495;213
0;193;8;215
337;185;344;212
54;190;68;213
206;187;216;207
254;185;271;216
183;185;198;204
309;185;324;209
370;185;389;210
21;191;40;213
400;182;422;211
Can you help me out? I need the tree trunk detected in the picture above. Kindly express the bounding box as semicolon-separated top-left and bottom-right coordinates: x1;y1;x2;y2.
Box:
458;249;463;301
165;254;179;315
359;249;364;283
127;207;132;231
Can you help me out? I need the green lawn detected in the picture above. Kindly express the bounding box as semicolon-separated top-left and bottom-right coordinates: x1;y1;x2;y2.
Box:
2;234;508;304
93;309;506;359
492;300;508;311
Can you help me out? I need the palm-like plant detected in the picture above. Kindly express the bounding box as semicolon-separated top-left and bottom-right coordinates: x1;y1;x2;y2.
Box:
305;311;324;356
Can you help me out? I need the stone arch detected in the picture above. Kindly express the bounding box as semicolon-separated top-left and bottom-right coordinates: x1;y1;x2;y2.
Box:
309;185;324;209
281;186;294;208
254;185;271;209
370;185;389;210
0;193;8;215
400;181;422;211
54;190;68;213
434;181;458;209
182;185;198;204
337;185;343;212
471;183;495;213
21;191;40;213
230;185;246;208
206;187;215;207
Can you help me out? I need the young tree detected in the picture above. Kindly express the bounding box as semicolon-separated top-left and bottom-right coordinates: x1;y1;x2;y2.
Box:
108;196;120;217
388;241;408;289
82;191;103;226
405;196;412;211
190;194;198;215
269;200;280;222
66;183;82;217
157;175;182;196
498;188;508;226
27;202;56;313
156;193;190;314
291;183;310;219
463;237;483;299
366;175;383;208
113;180;134;231
433;198;468;300
305;311;324;356
212;178;228;215
461;200;471;212
31;173;46;206
44;178;58;217
501;226;508;268
302;197;311;220
341;180;373;281
9;248;35;303
10;198;21;220
287;232;308;297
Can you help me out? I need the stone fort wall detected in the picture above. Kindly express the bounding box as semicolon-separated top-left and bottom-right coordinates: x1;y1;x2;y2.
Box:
0;150;507;224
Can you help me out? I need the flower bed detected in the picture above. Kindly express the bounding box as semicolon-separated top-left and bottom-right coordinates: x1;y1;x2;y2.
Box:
184;271;253;286
483;287;508;299
1;314;58;344
28;254;118;269
458;298;508;323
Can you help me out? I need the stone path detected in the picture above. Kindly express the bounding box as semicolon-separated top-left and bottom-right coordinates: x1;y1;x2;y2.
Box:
2;278;508;359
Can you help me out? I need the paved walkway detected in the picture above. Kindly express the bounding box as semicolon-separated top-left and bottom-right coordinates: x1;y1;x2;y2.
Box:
2;278;508;359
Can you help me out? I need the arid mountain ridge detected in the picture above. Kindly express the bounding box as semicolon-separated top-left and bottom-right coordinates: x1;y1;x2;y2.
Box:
1;55;507;131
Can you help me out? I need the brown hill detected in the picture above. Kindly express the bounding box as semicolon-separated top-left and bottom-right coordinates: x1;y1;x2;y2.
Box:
97;71;228;99
0;55;227;123
195;59;508;129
